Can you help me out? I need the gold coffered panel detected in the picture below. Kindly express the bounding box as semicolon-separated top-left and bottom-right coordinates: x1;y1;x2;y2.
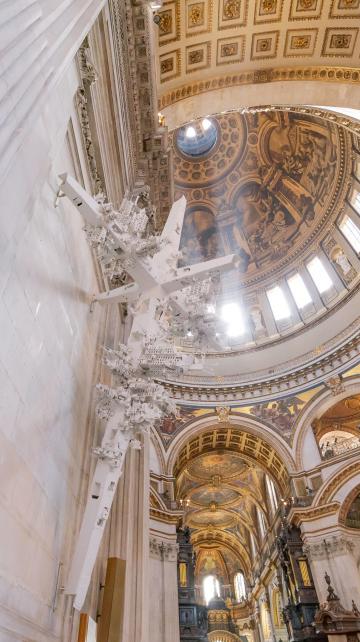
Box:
185;0;212;36
322;27;359;56
254;0;284;24
330;0;360;19
251;30;280;60
186;40;212;72
155;0;360;97
218;0;248;29
289;0;323;21
284;28;318;56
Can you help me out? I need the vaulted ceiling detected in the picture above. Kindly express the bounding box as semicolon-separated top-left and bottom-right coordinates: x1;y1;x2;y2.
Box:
155;0;360;110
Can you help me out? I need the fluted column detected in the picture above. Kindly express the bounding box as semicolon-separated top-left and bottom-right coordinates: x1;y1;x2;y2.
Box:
304;532;360;609
112;432;150;642
0;0;107;182
149;532;180;642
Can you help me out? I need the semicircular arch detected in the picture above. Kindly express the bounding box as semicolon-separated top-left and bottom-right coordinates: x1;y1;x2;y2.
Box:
166;414;295;490
292;375;360;471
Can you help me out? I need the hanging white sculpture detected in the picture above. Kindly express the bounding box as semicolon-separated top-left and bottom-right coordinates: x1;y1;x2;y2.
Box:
58;173;239;609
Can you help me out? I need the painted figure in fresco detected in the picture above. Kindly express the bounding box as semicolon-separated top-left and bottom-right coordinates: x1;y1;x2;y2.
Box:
249;396;303;432
179;208;221;264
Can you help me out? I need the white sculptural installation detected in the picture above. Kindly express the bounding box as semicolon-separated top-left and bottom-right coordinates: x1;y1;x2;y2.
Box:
59;174;240;609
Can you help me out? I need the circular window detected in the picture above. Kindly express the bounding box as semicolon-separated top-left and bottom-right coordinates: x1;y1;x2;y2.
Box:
176;118;218;158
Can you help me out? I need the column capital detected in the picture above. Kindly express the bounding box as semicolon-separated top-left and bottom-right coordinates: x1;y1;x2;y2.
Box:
149;536;179;561
304;535;355;561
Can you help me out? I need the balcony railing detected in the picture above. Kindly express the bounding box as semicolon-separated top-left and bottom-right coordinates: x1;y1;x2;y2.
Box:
320;436;360;460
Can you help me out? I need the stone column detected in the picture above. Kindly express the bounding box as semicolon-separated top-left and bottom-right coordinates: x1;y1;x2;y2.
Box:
109;432;150;642
304;533;360;609
265;586;277;642
149;533;180;642
256;600;266;642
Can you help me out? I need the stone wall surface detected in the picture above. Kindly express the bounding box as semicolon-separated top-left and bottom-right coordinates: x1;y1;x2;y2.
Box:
0;54;104;641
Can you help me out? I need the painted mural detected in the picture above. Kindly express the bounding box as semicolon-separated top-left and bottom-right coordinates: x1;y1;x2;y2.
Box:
173;110;349;290
155;386;322;447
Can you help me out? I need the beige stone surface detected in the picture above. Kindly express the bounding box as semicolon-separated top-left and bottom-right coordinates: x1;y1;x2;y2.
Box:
0;61;103;641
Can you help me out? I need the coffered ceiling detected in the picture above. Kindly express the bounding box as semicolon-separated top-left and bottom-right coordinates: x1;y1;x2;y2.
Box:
154;0;360;107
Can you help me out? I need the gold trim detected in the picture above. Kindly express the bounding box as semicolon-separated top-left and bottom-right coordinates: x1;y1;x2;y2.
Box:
158;66;360;108
150;507;180;524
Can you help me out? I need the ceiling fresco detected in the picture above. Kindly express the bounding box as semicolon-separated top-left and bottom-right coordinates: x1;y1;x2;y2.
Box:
176;447;270;575
155;384;321;447
172;109;351;291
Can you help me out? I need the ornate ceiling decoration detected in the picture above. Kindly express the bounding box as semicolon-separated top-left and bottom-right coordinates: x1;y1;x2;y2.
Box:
173;425;290;490
174;432;282;577
155;0;360;106
172;109;351;289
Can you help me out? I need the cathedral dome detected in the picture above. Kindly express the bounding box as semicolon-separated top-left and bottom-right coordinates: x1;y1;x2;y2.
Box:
163;107;360;400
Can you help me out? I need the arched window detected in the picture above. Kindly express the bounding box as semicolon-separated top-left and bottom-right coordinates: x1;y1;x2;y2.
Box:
266;475;278;515
234;571;246;603
257;506;267;540
203;574;220;605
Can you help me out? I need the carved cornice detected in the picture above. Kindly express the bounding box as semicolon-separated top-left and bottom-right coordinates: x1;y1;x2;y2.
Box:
289;502;340;527
159;329;360;404
150;506;180;524
149;536;179;560
159;66;360;109
304;535;355;561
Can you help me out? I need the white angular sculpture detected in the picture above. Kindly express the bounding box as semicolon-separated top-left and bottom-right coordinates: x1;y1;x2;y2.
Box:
59;174;240;609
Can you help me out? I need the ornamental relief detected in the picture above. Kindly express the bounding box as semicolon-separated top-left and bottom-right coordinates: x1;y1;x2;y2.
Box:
155;0;360;88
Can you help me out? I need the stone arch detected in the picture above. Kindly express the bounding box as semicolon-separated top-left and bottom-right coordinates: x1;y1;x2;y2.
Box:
315;460;360;508
339;483;360;526
161;80;360;131
166;414;296;490
150;428;167;475
292;375;360;471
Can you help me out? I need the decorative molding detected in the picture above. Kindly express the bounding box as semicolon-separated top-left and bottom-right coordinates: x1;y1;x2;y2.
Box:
289;502;340;526
159;328;360;403
158;66;360;109
304;535;355;560
149;536;179;560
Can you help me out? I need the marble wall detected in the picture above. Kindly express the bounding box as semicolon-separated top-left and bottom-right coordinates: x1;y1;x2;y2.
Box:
0;56;105;641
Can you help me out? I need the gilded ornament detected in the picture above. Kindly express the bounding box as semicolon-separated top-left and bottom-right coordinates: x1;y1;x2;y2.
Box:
261;0;276;12
159;11;172;34
188;49;204;64
223;0;241;19
221;42;238;56
188;3;204;25
292;35;310;49
330;34;351;48
298;0;316;8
